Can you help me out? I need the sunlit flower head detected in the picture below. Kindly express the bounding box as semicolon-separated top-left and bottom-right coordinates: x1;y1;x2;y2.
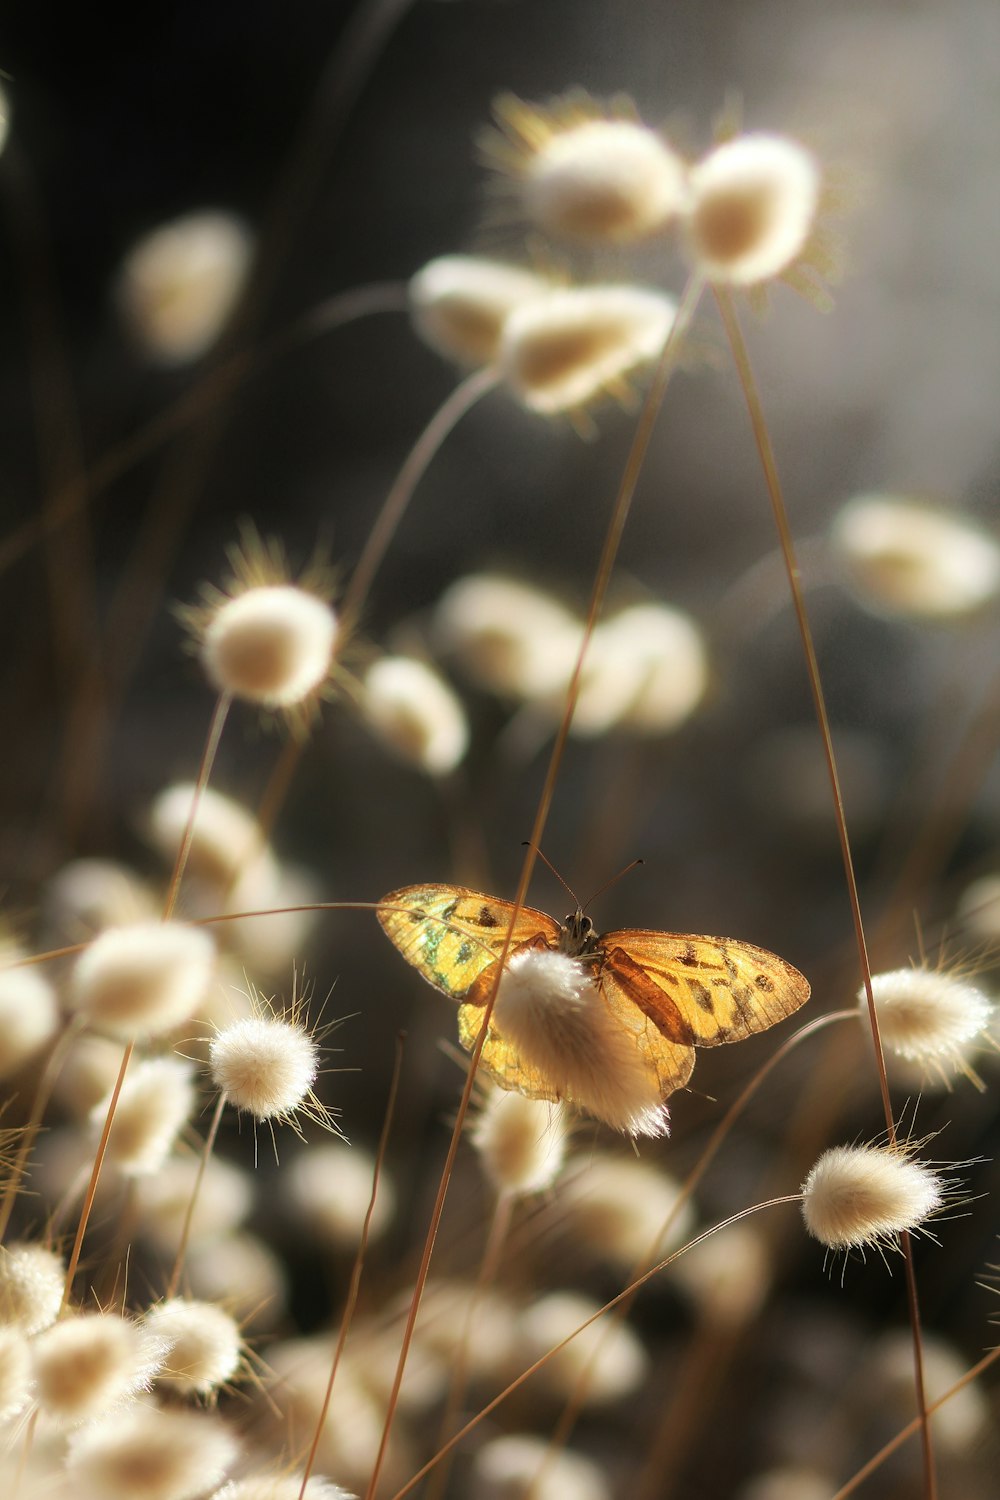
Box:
831;494;1000;620
70;921;216;1040
498;284;676;415
361;655;469;776
116;209;252;365
801;1141;949;1255
434;573;581;700
861;966;994;1088
409;254;549;367
683;132;821;287
486;90;685;244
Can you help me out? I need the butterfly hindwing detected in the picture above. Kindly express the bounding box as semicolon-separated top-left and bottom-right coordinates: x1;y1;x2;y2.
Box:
377;884;561;1001
600;929;811;1047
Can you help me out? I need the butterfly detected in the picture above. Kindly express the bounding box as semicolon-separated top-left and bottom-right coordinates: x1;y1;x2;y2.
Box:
377;883;810;1112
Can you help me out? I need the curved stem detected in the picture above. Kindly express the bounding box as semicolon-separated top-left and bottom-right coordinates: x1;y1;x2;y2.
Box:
340;364;500;630
165;1091;227;1299
362;272;705;1500
714;287;936;1500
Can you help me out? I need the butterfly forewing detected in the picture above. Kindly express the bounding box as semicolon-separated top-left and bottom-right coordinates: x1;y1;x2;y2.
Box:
377;884;561;1000
600;929;811;1047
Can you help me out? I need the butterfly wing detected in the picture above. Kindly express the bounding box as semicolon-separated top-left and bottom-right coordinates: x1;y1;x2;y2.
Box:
377;884;562;1001
599;929;810;1056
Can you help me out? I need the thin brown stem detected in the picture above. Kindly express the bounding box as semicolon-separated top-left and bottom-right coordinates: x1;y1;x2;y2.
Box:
362;272;705;1500
388;1196;803;1500
831;1343;1000;1498
0;1016;85;1242
340;365;500;630
714;287;936;1500
426;1192;515;1500
162;692;231;921
298;1031;405;1500
165;1092;227;1299
60;1040;134;1313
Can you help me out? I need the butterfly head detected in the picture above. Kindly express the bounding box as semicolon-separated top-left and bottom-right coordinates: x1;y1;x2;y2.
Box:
559;909;599;957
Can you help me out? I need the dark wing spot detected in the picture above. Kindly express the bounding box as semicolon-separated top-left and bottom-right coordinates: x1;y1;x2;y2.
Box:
457;942;472;964
476;906;499;929
681;942;699;968
755;973;775;993
688;979;715;1013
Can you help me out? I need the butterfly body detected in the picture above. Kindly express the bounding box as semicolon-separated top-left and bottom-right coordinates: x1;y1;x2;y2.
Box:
378;883;811;1114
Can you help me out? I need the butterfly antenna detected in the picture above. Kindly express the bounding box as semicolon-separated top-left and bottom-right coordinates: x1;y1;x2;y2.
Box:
520;842;582;912
582;857;645;914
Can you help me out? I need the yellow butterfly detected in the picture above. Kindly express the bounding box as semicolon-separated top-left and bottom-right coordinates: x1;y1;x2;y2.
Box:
377;883;810;1112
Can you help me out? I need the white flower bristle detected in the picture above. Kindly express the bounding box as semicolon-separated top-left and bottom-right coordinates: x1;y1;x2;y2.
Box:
286;1143;395;1249
470;1087;569;1197
0;1243;65;1334
862;967;993;1078
362;656;469;775
70;921;216;1039
201;585;338;707
212;1479;356;1500
66;1405;240;1500
209;1014;319;1122
148;782;264;888
472;1433;610;1500
117;209;252;365
94;1056;197;1177
523;116;685;244
684;133;820;285
434;574;581;700
516;1291;647;1404
831;494;1000;619
409;255;548;366
0;953;59;1078
499;284;676;414
0;1327;32;1422
144;1297;242;1395
801;1143;945;1252
559;1155;693;1268
492;948;670;1137
31;1311;166;1424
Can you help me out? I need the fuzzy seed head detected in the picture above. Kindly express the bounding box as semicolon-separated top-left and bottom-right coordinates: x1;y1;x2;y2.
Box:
209;1015;319;1121
66;1405;240;1500
684;133;820;285
409;255;549;367
45;857;157;938
144;1298;242;1395
0;1327;32;1422
286;1143;395;1249
212;1480;355;1500
492;948;670;1137
185;1232;288;1329
559;1155;694;1268
499;284;676;414
523;116;685;243
148;782;265;888
32;1312;166;1425
800;1143;945;1252
362;656;469;776
517;1291;647;1404
0;1243;65;1334
0;954;59;1078
135;1154;252;1253
201;585;338;707
94;1057;197;1177
70;921;215;1039
117;209;252;365
862;968;993;1076
831;494;1000;619
470;1088;569;1197
556;601;707;737
434;574;582;700
472;1433;610;1500
669;1223;772;1327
